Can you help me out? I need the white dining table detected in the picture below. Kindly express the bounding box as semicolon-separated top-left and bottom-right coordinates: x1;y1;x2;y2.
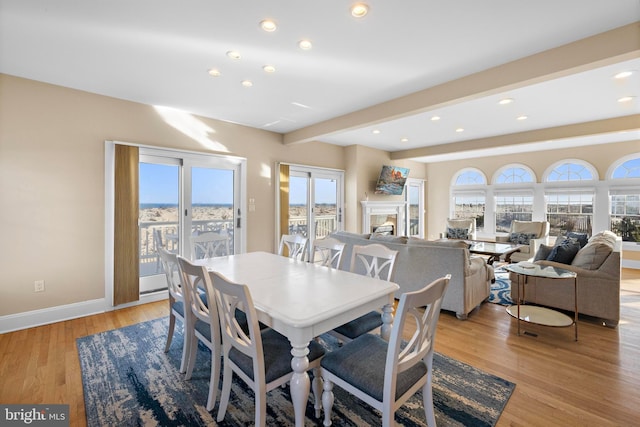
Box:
195;251;399;427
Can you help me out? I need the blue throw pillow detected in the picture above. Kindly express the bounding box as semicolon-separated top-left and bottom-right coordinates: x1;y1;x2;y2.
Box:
566;232;589;248
534;244;553;261
447;227;468;239
546;239;581;264
509;232;538;245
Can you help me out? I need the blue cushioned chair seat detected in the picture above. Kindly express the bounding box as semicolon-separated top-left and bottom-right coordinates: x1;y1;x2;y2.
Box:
320;333;427;402
171;300;185;317
332;311;382;340
229;329;325;382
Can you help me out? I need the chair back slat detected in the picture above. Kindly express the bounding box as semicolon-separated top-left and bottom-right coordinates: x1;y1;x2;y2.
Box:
278;234;308;261
350;244;398;281
191;231;230;260
386;275;450;379
158;246;183;301
311;237;345;268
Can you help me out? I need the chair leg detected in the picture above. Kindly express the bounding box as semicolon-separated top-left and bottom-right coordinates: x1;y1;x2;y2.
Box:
422;375;436;427
206;348;221;411
184;332;198;380
322;377;334;426
255;382;267;427
312;367;323;418
216;362;233;421
164;313;176;353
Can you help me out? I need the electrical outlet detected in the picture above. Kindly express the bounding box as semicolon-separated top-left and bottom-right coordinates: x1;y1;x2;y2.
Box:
34;280;45;292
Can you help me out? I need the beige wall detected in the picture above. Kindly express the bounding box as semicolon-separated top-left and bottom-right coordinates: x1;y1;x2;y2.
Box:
426;141;640;240
0;74;346;316
0;73;635;320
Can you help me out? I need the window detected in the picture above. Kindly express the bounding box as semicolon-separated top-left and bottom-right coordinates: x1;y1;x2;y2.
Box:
493;165;535;232
405;178;425;237
452;168;486;232
609;155;640;242
495;194;534;232
543;161;596;237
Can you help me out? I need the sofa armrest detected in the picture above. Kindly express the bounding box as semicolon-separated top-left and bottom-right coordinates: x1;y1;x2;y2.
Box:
534;259;616;280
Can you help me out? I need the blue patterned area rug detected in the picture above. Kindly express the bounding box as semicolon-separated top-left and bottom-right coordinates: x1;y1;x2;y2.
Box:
77;318;515;426
489;267;513;306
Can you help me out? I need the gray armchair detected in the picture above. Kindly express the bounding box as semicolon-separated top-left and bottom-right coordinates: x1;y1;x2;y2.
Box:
496;220;549;262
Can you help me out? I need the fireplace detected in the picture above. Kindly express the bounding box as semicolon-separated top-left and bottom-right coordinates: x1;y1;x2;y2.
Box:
361;201;406;236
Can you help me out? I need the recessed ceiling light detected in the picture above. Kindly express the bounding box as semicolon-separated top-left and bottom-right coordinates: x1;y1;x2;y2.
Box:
226;50;241;60
241;80;253;87
618;96;635;103
614;71;634;79
498;98;514;105
260;19;277;32
351;3;369;18
372;129;381;134
208;68;221;77
431;115;441;121
455;128;464;133
298;39;313;50
517;115;528;121
263;65;276;73
400;137;409;142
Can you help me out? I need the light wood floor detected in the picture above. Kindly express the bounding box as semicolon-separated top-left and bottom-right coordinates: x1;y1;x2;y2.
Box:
1;270;639;426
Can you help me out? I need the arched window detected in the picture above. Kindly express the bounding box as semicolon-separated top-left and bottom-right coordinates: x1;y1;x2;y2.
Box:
608;154;640;242
493;165;536;232
451;168;487;232
543;160;597;236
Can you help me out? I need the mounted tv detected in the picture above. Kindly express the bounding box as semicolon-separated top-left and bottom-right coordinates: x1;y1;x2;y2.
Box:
374;165;410;195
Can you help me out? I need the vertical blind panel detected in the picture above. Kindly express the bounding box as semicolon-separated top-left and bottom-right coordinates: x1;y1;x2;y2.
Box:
113;144;140;305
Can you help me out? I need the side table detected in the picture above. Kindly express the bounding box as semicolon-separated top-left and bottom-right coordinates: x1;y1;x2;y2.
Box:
505;263;578;341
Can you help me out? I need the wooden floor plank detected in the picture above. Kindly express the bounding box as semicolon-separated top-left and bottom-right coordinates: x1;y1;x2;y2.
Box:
0;269;639;426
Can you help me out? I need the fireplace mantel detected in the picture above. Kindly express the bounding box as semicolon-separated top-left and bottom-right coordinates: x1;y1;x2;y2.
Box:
361;200;406;236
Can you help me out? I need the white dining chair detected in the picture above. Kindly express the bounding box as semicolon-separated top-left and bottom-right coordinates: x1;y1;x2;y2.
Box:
311;237;346;269
158;247;189;373
211;271;325;427
330;243;398;342
320;275;451;427
177;256;222;412
278;234;308;261
190;231;230;260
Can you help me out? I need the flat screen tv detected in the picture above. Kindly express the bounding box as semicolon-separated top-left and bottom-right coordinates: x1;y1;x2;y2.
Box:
374;165;410;195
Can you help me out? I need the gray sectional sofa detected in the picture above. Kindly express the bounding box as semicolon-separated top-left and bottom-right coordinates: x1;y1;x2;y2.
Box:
329;231;494;319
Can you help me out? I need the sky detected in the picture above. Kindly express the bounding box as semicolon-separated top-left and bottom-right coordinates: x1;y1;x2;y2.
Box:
140;163;341;205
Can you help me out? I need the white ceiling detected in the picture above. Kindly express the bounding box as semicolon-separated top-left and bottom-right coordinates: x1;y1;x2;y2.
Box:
1;1;639;162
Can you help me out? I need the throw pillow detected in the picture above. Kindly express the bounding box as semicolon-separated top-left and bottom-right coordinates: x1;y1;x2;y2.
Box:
571;242;613;270
447;227;469;239
565;232;589;248
509;232;538;245
534;244;553;261
546;239;581;264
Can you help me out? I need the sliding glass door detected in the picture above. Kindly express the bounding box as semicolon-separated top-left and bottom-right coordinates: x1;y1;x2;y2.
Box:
139;148;245;294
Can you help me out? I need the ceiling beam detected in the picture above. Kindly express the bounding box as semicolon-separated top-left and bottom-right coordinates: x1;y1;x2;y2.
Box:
390;114;640;160
283;22;640;145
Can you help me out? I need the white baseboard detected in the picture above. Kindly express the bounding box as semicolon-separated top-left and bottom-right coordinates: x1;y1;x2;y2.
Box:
0;291;168;334
622;259;640;269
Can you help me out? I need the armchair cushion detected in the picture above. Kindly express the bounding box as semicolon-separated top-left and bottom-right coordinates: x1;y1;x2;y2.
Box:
447;227;470;239
509;232;538;245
